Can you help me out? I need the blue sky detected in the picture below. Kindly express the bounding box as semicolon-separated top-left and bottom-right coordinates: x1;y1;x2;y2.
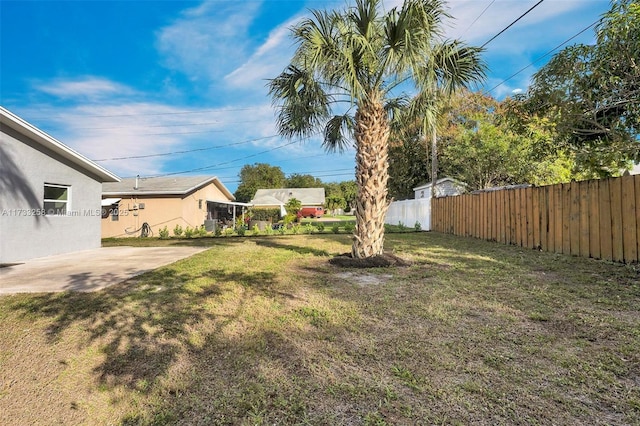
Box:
1;0;611;193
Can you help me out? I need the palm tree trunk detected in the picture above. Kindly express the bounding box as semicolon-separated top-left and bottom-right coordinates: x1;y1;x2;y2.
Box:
353;98;390;258
430;126;438;198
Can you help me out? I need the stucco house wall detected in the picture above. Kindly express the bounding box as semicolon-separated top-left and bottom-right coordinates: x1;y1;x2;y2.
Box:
1;107;119;263
101;196;184;238
101;176;235;238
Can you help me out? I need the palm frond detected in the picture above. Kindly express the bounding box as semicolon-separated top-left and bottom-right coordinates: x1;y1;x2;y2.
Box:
267;65;331;138
380;0;450;86
323;114;355;153
429;41;486;94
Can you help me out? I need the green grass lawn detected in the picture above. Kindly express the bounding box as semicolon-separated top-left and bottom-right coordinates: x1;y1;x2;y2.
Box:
1;232;639;425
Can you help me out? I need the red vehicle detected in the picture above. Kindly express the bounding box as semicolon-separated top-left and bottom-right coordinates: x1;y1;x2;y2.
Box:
297;206;325;218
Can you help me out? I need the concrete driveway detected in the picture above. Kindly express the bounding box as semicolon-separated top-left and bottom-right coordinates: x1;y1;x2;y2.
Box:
0;246;208;294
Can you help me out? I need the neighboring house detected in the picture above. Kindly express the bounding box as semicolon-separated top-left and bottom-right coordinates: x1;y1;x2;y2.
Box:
0;106;120;263
470;183;532;194
413;177;467;200
251;188;326;215
101;176;241;237
385;178;467;231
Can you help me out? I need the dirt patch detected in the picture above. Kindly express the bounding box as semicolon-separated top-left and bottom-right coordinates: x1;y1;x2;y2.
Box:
334;271;393;286
329;252;412;268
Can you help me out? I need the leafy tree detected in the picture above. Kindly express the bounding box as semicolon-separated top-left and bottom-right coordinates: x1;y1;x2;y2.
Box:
325;195;346;215
323;182;342;199
285;173;323;188
389;90;582;194
339;180;357;212
268;0;484;258
522;0;639;176
284;197;302;215
441;93;580;190
234;163;285;203
388;129;428;199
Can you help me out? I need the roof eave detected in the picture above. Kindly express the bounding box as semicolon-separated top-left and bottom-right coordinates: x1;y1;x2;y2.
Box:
1;106;120;183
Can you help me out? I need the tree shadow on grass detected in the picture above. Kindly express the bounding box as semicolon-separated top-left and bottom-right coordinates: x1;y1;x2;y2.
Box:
6;264;277;395
254;237;331;257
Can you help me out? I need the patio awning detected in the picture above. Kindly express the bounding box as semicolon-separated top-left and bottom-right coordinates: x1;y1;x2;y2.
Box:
101;198;122;206
206;199;253;207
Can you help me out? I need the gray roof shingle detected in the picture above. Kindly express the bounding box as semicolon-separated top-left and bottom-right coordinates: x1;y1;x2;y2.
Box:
251;188;325;206
103;176;233;199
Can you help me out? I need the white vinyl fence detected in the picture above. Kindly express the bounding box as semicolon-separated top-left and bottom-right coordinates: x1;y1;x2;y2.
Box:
385;198;431;230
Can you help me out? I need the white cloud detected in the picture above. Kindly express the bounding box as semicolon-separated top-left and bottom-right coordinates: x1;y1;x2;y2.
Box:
25;76;290;178
35;77;134;100
224;17;299;90
155;0;262;84
446;0;595;44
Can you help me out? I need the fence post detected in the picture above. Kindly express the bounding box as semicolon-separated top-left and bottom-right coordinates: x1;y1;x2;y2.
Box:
579;180;590;258
621;175;637;263
570;181;581;256
610;177;624;262
588;179;601;259
599;179;613;261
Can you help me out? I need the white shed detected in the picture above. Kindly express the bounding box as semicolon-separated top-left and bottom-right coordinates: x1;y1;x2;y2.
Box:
386;177;467;231
413;177;467;200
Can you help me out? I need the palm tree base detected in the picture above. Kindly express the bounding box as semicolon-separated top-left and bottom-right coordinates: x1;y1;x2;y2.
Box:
329;252;411;268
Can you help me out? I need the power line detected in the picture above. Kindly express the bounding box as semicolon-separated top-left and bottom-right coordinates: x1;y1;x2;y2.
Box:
75;119;265;131
93;134;280;161
217;168;355;182
133;138;305;179
460;0;496;37
484;18;599;95
480;0;545;49
27;106;267;120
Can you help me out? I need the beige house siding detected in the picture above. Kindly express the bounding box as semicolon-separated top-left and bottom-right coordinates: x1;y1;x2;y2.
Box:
102;181;232;238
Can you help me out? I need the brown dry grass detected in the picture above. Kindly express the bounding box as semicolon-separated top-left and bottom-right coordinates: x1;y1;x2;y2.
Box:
1;232;638;425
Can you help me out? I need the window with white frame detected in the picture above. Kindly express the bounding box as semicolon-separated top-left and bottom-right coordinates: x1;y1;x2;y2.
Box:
44;184;70;215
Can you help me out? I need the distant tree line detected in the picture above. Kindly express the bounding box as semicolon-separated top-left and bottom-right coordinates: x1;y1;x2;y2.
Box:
233;162;357;213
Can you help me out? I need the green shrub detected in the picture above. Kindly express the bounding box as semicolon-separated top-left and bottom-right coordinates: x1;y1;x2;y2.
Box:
304;224;314;234
283;213;297;226
214;226;222;237
173;224;183;237
249;208;281;222
158;226;170;239
332;224;340;234
316;222;325;232
184;226;194;238
252;224;261;235
344;222;355;233
397;221;407;232
414;221;422;232
237;226;246;236
198;225;208;237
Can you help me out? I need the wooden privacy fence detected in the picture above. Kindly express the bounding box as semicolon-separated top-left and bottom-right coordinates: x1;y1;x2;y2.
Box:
431;175;640;263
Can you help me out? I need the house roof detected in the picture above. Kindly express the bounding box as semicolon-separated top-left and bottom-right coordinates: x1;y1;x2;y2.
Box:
103;175;234;200
471;184;532;194
413;177;466;191
0;106;120;183
251;188;325;206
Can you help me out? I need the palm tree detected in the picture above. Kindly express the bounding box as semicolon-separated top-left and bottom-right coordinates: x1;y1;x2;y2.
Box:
269;0;485;259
